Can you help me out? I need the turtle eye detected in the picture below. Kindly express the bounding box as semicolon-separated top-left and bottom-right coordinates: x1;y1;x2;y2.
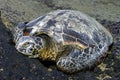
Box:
22;42;29;47
23;42;34;49
26;42;31;44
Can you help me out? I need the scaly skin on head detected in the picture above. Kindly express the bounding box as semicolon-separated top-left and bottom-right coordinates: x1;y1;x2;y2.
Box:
15;36;43;57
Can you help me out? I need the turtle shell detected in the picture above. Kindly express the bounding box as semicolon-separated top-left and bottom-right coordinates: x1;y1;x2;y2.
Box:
26;10;113;49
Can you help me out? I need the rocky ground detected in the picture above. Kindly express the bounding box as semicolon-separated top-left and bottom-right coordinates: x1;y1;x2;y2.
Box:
0;0;120;80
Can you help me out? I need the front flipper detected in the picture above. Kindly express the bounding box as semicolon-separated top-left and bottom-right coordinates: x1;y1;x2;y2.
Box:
56;47;96;73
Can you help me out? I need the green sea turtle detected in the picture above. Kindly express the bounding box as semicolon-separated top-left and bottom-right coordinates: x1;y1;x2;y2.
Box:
13;10;113;73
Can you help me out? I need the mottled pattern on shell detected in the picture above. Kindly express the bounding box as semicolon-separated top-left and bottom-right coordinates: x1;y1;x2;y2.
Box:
14;10;113;73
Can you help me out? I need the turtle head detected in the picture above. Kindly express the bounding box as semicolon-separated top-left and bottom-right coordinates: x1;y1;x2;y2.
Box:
15;36;43;56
